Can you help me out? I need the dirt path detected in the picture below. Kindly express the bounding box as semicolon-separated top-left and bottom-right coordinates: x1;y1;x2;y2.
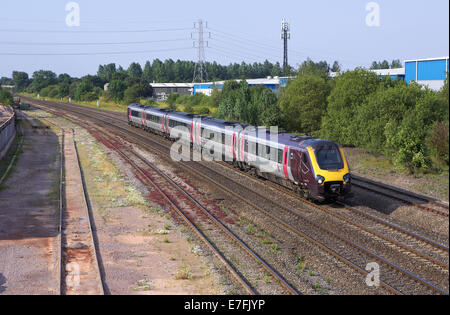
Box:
0;115;60;295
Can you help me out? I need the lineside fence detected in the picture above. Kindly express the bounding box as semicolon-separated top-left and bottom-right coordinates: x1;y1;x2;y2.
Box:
0;107;16;160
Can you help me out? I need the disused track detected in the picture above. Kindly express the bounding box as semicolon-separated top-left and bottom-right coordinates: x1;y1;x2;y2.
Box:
23;97;449;295
351;176;449;218
59;127;105;295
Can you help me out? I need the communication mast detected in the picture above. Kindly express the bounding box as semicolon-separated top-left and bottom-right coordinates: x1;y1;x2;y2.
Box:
192;19;209;83
281;19;291;76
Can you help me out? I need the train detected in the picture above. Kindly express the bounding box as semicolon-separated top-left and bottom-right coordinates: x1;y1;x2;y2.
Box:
128;103;352;202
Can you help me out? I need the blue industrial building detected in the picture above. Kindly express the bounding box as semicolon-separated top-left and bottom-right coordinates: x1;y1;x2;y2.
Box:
372;56;448;91
193;77;291;96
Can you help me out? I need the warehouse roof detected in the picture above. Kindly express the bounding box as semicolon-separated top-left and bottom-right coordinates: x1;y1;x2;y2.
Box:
150;83;194;88
370;68;405;76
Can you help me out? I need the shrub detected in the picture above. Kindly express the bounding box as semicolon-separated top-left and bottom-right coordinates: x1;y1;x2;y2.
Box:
321;69;382;145
426;120;449;168
280;74;329;134
184;104;194;113
196;106;210;115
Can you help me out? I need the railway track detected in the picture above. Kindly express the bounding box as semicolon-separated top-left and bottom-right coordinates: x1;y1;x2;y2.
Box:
59;127;105;295
25;97;449;295
66;118;299;295
351;176;449;218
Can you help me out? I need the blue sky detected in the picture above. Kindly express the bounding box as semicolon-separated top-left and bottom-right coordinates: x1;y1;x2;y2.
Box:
0;0;448;78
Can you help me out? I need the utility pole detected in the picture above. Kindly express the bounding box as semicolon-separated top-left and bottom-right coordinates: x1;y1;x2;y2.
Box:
192;19;209;83
281;18;291;76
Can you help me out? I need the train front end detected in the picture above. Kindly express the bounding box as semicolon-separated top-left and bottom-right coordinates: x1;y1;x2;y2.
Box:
307;142;352;201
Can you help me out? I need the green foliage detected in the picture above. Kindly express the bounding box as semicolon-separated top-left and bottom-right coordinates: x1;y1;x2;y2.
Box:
426;120;449;168
280;74;329;134
123;84;142;104
321;69;381;145
0;87;13;105
12;71;30;92
183;104;194;113
40;85;61;99
108;80;127;102
30;70;57;93
196;107;210;115
166;93;180;109
354;81;422;153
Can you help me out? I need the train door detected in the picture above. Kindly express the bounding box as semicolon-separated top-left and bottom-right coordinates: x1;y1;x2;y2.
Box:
290;149;302;183
282;146;289;179
301;151;313;184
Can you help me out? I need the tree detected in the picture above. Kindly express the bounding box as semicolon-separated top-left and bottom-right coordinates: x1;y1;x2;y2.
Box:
30;70;57;93
391;59;402;69
97;63;117;82
108;80;127;102
124;85;141;104
12;71;30;91
167;93;179;110
354;81;423;153
297;58;330;79
331;61;341;73
280;74;329;134
128;62;143;80
0;87;13;105
321;69;381;145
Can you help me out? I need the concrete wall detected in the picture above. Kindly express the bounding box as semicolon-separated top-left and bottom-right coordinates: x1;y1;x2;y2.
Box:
0;112;16;160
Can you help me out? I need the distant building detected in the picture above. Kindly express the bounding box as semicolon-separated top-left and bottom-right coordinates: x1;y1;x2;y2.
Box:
193;76;292;96
404;57;449;91
370;68;406;80
150;83;194;101
370;56;448;91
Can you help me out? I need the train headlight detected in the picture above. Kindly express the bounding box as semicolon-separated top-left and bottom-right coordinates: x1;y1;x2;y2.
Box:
316;175;325;185
343;173;351;184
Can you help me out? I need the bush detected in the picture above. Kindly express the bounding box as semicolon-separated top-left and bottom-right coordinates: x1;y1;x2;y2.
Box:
426;121;449;168
354;81;423;153
183;104;194;113
321;69;382;145
0;87;13;105
196;107;210;115
123;84;141;104
280;74;329;134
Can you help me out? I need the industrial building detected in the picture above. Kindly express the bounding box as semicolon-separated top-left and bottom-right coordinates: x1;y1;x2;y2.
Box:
371;56;448;91
150;83;194;101
193;77;291;96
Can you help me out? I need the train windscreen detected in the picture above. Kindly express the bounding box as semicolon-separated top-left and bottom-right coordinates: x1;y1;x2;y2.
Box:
315;145;344;170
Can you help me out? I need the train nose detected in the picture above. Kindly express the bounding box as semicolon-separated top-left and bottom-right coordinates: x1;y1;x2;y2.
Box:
329;183;341;194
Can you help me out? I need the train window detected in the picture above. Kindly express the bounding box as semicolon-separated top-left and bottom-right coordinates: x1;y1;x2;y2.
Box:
278;150;283;164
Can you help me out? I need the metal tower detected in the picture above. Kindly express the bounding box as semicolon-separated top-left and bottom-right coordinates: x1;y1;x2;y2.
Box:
192;19;209;83
281;19;291;76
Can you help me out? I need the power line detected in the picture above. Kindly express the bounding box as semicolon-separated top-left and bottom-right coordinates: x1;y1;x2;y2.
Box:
0;38;191;46
0;27;193;34
0;47;193;56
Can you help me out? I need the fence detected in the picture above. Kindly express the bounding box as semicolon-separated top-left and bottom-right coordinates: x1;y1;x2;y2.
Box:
0;109;16;160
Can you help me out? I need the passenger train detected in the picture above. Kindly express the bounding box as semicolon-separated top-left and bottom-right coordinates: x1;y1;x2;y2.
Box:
128;103;352;201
